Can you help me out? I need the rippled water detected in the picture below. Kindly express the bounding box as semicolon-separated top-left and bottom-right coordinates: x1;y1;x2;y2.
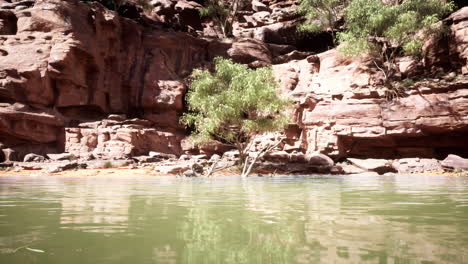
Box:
0;175;467;263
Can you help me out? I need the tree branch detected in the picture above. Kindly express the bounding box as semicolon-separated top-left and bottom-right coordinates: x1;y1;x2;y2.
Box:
241;137;285;177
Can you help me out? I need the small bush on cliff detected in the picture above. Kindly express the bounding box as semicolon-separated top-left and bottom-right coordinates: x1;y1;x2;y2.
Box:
181;57;291;177
338;0;455;82
297;0;349;42
199;0;248;37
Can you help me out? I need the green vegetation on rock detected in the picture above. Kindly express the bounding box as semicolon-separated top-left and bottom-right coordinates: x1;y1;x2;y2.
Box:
338;0;454;57
297;0;349;41
199;0;248;37
298;0;456;101
299;0;455;84
181;57;290;175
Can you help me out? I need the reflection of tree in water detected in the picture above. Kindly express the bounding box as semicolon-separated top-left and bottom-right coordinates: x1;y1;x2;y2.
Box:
177;204;303;263
152;245;177;264
174;179;304;263
0;176;467;264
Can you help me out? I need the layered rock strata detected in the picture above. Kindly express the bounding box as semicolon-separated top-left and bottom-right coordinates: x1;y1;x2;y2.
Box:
0;0;224;160
1;0;467;167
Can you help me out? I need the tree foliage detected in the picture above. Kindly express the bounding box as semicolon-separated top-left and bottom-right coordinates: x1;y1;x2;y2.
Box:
181;57;290;171
199;0;248;37
338;0;455;59
297;0;349;37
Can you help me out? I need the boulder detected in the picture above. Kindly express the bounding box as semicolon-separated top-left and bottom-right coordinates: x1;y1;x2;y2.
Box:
441;154;468;170
182;169;197;177
23;153;45;162
251;0;271;12
149;152;177;160
392;158;442;174
47;161;78;173
47;153;76;161
262;151;290;162
154;163;190;174
209;154;221;162
14;162;43;170
339;163;367;174
347;158;396;175
85;160;133;169
133;156;161;163
228;39;272;65
306;153;334;167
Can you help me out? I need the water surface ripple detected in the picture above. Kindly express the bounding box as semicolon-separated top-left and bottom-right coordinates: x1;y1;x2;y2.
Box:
0;174;467;263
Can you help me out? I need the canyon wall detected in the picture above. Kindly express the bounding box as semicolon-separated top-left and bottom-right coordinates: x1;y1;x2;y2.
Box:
0;0;226;159
0;0;467;162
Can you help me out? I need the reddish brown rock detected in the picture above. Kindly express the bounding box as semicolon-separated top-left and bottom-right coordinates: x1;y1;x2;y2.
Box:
0;0;226;159
425;7;468;73
65;117;184;159
271;45;468;159
1;0;468;165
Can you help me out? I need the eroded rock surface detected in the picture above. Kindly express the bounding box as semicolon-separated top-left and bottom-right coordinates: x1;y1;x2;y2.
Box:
1;0;468;169
0;0;226;161
270;12;468;159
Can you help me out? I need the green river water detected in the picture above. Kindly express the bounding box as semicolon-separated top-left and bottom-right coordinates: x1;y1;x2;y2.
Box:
0;175;467;264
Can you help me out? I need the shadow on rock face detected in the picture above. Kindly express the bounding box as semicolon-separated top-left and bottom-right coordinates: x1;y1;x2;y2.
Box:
0;10;18;35
453;0;468;9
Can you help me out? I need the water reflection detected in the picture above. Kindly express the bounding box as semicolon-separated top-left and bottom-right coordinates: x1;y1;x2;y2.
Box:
60;183;130;233
0;175;467;264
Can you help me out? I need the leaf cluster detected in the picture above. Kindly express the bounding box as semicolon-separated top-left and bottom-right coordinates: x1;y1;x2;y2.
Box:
181;57;291;147
200;1;229;19
337;0;455;57
297;0;348;34
198;0;248;37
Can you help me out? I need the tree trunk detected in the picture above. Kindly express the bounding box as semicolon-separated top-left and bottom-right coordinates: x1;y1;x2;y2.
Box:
241;137;285;177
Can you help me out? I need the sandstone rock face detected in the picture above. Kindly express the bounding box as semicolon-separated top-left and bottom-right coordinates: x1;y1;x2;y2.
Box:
0;0;226;161
425;7;468;73
271;46;468;160
232;0;333;52
1;0;468;165
392;158;442;174
23;153;45;162
347;158;396;175
65;117;184;159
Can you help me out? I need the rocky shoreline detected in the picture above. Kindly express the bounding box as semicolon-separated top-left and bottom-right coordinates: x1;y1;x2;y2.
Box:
1;150;467;177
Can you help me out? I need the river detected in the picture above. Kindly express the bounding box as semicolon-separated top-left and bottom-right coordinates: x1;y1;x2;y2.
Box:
0;175;467;263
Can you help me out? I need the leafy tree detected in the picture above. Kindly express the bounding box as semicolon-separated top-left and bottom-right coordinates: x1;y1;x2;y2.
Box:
297;0;349;42
181;57;291;177
199;0;248;38
338;0;455;82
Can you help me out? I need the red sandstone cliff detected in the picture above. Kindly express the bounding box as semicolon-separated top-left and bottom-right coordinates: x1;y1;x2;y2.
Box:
0;0;467;163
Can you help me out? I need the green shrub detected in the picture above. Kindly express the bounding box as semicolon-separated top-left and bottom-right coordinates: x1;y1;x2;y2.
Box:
199;0;248;38
181;57;291;166
338;0;454;64
103;161;114;169
297;0;349;42
401;78;415;88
